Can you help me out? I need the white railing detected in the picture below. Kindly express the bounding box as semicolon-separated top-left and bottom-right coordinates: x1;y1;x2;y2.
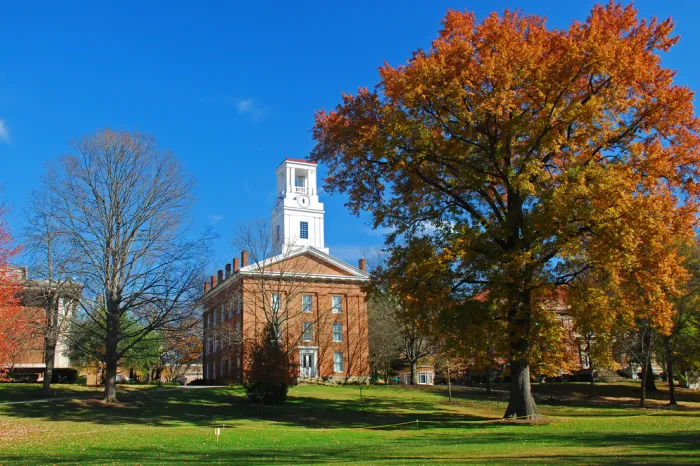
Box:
294;186;308;194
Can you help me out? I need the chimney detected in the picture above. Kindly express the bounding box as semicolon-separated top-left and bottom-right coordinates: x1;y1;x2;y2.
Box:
225;264;231;278
358;258;367;272
211;275;217;289
217;269;224;284
233;257;239;272
241;250;248;267
204;281;210;294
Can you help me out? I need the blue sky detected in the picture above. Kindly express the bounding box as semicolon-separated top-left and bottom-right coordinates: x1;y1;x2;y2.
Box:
1;1;699;268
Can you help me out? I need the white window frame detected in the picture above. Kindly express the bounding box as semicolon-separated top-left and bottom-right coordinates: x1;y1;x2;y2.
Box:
333;352;344;373
332;295;342;314
302;321;313;342
271;293;281;313
300;221;309;239
302;294;313;313
333;322;343;342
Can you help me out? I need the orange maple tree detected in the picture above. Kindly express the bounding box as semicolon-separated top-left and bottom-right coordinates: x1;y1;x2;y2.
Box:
311;3;700;418
0;202;24;372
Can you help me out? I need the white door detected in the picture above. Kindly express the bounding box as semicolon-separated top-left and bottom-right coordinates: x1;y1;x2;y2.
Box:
300;350;317;377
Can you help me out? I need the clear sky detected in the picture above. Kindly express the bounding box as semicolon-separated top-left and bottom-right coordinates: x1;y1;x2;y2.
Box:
1;1;699;268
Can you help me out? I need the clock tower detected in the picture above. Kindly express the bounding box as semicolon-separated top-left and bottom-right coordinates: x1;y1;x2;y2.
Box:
271;158;329;255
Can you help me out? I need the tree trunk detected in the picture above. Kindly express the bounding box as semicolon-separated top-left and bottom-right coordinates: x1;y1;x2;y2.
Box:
664;336;676;406
410;360;416;385
504;359;538;419
644;361;657;392
485;367;492;395
103;306;119;403
504;285;538;419
42;340;56;394
447;365;452;402
103;357;118;402
640;359;648;408
588;365;595;398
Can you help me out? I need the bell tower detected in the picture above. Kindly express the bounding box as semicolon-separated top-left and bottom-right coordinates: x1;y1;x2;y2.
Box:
271;159;328;255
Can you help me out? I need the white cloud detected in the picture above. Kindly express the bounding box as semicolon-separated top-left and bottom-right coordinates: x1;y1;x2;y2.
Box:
0;121;9;144
198;95;270;122
233;97;269;122
209;214;224;224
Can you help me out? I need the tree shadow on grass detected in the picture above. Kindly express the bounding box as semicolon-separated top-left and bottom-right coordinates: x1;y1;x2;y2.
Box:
424;383;700;415
0;386;494;430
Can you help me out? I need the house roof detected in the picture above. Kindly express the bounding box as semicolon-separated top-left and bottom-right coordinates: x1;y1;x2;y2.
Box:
239;245;369;280
203;245;369;299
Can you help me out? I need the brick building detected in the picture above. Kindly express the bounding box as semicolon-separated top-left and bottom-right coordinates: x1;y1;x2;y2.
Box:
3;266;80;378
201;159;371;383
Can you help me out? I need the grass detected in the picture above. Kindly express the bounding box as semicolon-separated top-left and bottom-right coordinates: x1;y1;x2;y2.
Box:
0;382;699;464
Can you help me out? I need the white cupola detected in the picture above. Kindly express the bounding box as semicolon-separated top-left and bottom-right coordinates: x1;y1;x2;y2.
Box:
271;158;328;255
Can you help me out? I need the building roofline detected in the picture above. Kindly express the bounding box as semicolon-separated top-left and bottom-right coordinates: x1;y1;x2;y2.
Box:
276;158;317;169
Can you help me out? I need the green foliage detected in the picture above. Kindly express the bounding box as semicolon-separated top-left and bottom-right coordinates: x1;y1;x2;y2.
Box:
67;309;163;375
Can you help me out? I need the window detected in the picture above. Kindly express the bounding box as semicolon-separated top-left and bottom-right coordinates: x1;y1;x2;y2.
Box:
302;321;313;342
417;372;433;385
333;322;343;342
237;356;241;369
276;224;281;244
332;296;342;314
302;295;313;313
271;293;280;312
334;352;344;373
237;295;242;314
300;221;309;239
221;304;225;321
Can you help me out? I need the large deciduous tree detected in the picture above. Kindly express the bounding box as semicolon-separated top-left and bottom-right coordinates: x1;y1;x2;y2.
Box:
311;4;700;418
40;129;210;402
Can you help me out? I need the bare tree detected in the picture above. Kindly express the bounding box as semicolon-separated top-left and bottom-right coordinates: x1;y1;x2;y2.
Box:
23;190;82;393
38;129;211;402
367;296;401;383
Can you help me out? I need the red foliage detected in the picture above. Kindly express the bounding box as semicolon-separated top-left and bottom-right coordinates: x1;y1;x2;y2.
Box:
0;204;24;368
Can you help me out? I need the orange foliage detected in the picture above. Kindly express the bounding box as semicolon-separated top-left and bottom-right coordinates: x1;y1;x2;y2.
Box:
312;3;700;415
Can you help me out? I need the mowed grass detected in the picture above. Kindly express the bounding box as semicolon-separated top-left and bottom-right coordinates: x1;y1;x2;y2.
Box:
0;382;699;464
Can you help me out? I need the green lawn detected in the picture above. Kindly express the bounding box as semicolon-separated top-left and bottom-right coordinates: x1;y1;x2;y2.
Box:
0;382;699;464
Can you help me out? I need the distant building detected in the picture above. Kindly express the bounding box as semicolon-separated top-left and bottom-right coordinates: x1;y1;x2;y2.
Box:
4;266;80;378
202;159;371;383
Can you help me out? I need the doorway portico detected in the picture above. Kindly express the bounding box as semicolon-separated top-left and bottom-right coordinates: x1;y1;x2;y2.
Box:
299;347;318;378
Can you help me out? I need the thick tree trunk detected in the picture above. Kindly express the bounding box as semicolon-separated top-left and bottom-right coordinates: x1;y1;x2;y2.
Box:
410;360;417;385
643;361;657;392
504;359;538;419
104;359;118;402
665;337;676;405
103;306;119;403
485;367;492;395
504;284;538;419
42;341;56;394
589;366;595;397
